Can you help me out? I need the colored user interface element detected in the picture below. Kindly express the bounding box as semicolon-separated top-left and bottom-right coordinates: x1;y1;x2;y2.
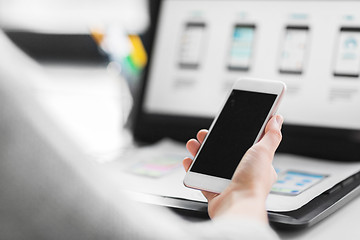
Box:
128;154;183;178
178;22;206;69
279;26;309;74
271;171;325;196
228;24;256;71
334;27;360;78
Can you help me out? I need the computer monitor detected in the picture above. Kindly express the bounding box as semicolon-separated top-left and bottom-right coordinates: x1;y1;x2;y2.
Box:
133;0;360;161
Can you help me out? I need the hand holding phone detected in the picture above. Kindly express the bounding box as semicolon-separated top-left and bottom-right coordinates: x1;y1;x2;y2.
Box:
183;78;286;194
183;114;284;220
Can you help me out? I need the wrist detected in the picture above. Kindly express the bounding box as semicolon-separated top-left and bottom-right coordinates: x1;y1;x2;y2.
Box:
227;182;269;202
210;188;268;223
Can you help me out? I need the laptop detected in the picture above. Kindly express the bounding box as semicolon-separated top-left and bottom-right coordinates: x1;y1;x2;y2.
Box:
130;0;360;228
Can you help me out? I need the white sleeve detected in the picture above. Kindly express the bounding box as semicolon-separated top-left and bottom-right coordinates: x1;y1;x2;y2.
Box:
190;217;280;240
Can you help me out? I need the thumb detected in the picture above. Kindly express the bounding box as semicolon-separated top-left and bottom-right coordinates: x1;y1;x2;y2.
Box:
256;115;283;155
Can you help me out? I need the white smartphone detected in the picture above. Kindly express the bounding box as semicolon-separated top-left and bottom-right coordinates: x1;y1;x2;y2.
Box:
183;78;286;193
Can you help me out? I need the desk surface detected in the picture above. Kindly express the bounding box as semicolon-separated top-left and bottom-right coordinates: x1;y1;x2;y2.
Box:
39;63;360;240
278;195;360;239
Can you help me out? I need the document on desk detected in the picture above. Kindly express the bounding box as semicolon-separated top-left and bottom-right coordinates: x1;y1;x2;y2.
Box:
109;139;360;212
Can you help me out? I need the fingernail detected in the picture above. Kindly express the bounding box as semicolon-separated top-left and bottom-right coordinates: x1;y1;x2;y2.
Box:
275;115;284;129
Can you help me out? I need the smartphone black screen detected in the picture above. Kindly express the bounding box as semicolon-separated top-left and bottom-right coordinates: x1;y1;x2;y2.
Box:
190;89;277;179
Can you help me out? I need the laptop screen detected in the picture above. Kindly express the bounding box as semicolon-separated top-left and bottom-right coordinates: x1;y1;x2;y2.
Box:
143;0;360;130
133;0;360;161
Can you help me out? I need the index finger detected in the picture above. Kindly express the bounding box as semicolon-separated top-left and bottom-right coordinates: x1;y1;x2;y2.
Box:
197;129;208;144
